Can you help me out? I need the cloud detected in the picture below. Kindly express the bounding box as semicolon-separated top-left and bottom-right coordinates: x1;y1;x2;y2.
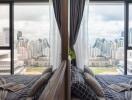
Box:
14;4;49;21
13;4;50;40
0;4;49;21
0;5;9;19
88;4;125;38
89;4;125;21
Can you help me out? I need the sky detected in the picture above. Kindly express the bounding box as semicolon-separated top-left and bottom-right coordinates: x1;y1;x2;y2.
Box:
0;3;132;41
89;4;124;36
0;4;50;40
88;4;132;44
14;4;50;40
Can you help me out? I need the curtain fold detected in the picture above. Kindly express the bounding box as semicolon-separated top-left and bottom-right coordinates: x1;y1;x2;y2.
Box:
49;0;62;70
52;0;62;37
70;0;89;70
74;1;89;70
70;0;86;49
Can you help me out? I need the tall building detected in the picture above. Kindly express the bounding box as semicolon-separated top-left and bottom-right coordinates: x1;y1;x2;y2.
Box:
129;28;132;46
0;32;3;46
0;28;9;46
3;28;9;46
17;31;22;40
89;46;101;58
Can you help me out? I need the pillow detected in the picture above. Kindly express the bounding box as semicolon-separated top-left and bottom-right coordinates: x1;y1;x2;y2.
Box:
42;67;52;75
71;67;98;100
27;72;52;99
71;66;83;74
84;65;95;77
84;73;104;97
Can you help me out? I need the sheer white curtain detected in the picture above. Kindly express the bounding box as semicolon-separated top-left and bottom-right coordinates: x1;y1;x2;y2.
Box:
49;0;61;70
74;0;89;70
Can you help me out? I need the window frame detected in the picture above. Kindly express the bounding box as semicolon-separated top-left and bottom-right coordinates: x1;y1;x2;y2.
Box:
0;0;49;75
0;0;131;75
126;1;132;75
0;1;13;74
89;0;128;75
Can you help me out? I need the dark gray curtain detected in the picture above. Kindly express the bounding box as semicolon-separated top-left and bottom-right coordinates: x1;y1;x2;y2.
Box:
70;0;85;49
52;0;62;37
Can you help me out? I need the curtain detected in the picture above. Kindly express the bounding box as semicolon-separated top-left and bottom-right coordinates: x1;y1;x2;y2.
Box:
52;0;62;36
49;0;62;70
71;0;89;70
70;0;86;49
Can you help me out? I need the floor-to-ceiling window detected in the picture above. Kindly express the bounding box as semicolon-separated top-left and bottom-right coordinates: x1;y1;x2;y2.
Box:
88;3;124;75
0;4;11;75
127;3;132;75
14;3;50;75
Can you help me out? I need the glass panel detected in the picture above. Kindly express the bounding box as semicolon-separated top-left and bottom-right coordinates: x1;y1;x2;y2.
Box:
127;50;132;75
128;4;132;47
88;4;124;75
0;50;10;75
127;4;132;75
14;3;50;75
0;5;9;46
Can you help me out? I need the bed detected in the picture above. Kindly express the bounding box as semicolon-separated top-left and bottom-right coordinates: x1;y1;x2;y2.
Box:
96;75;132;100
71;66;132;100
72;75;132;100
0;60;66;100
2;75;41;100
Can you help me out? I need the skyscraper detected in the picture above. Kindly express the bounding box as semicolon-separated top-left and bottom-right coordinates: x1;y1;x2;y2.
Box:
129;28;132;46
17;31;22;40
0;28;9;46
3;28;9;46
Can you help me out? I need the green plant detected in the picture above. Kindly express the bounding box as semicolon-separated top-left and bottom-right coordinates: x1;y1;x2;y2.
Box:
69;48;76;60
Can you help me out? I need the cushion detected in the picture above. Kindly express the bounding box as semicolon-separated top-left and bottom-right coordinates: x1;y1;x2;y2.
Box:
27;72;52;99
84;73;104;97
84;65;95;77
42;67;52;75
71;67;98;100
71;66;83;74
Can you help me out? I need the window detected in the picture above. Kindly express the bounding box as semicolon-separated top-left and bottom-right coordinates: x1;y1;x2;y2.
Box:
0;4;11;75
127;4;132;75
128;4;132;47
88;3;124;75
0;4;9;47
0;50;11;75
14;3;50;75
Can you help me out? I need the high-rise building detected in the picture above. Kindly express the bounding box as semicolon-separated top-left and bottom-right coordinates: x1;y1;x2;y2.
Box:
3;28;9;46
129;28;132;46
0;28;9;46
17;31;22;40
0;32;4;46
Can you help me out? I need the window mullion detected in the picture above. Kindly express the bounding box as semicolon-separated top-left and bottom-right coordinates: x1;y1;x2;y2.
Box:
124;0;129;75
10;2;14;75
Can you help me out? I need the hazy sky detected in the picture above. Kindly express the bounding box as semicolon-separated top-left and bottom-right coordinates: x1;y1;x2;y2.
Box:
0;4;50;40
0;3;132;41
88;4;132;43
14;4;50;40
